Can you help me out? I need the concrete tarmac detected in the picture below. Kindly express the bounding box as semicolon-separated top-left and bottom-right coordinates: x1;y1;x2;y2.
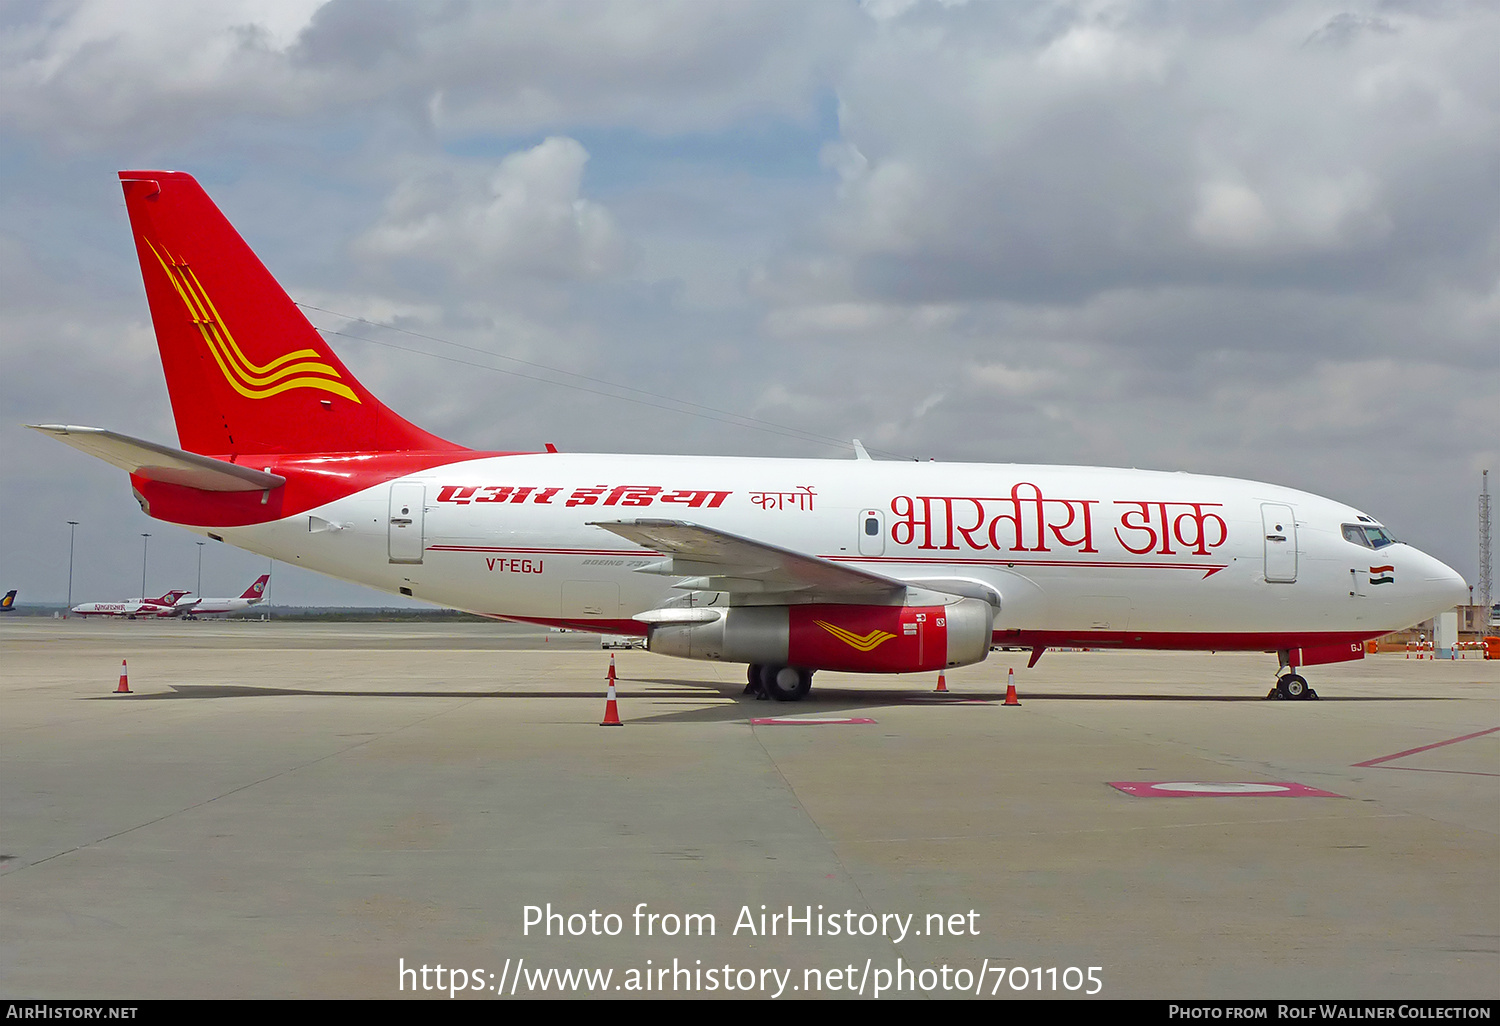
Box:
1;618;1495;1000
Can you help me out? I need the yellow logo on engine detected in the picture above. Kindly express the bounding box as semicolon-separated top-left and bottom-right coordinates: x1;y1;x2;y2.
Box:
814;620;897;652
145;239;359;403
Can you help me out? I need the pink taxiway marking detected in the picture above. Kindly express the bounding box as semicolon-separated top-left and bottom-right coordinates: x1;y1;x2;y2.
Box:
1352;726;1499;777
1110;781;1344;798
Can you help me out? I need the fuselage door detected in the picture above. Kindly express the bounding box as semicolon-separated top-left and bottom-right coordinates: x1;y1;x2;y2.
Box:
858;509;885;557
389;482;426;564
1261;503;1297;583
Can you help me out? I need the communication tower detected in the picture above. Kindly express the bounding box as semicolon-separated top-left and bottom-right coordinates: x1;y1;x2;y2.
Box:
1481;469;1492;613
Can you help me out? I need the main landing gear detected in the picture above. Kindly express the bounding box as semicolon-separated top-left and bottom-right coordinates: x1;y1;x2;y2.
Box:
1268;672;1319;701
744;663;814;702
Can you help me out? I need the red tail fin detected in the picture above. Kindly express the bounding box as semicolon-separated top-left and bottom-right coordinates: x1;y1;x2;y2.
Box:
241;574;270;600
118;171;465;457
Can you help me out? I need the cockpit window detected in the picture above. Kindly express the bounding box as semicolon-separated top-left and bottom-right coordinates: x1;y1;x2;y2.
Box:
1343;524;1395;549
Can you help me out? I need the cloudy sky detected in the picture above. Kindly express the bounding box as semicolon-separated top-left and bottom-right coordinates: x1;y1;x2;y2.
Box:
2;0;1496;607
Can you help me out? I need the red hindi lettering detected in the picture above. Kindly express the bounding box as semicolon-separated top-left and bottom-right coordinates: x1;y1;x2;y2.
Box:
436;485;478;505
603;485;663;507
566;486;607;507
658;489;731;508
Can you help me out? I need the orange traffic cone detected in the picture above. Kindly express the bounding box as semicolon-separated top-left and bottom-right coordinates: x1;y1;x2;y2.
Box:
1002;667;1021;707
600;654;622;726
115;659;131;694
934;671;948;693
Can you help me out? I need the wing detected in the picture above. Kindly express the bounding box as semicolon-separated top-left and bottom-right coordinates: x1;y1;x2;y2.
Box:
588;518;905;604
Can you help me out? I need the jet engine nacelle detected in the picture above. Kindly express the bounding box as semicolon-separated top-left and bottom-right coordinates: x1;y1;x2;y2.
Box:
647;598;994;673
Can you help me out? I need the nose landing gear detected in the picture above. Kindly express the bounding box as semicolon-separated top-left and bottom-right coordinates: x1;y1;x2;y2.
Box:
1267;648;1321;701
1268;672;1318;701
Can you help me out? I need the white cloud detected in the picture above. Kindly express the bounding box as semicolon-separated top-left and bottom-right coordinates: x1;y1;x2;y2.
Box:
1036;21;1169;82
760;2;1499;307
1;1;1495;602
763;300;957;337
968;361;1060;396
357;138;632;281
0;1;856;145
1191;181;1273;249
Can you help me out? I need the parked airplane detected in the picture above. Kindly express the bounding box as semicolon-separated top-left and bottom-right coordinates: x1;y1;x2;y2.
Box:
71;589;191;619
174;574;270;618
1;590;16;612
31;171;1469;700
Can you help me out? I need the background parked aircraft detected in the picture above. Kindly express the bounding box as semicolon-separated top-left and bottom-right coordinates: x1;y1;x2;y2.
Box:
174;574;270;618
71;589;191;619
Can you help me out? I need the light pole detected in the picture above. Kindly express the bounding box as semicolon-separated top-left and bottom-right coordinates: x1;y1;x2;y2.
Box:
196;540;206;597
140;533;151;598
66;521;79;613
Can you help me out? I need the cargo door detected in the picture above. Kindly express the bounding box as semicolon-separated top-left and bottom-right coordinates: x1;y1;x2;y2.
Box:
1261;503;1297;583
388;482;426;564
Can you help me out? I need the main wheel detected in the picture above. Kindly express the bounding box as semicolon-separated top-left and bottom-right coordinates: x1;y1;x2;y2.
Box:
760;665;813;702
1278;673;1310;700
745;663;764;696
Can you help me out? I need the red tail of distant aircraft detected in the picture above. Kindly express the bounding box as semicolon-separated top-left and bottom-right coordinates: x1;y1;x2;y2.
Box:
30;171;1468;699
175;573;270;618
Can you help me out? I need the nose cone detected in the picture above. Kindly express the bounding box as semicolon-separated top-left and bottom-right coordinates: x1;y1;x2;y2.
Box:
1412;548;1469;613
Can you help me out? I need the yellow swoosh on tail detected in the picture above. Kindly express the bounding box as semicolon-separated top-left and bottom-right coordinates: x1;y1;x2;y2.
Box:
145;239;359;403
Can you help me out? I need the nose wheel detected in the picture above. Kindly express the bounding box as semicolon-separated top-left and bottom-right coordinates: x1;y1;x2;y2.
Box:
1268;673;1318;701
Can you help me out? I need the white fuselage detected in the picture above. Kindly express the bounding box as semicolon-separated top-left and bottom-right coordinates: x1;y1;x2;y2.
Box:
199;453;1466;644
175;596;262;616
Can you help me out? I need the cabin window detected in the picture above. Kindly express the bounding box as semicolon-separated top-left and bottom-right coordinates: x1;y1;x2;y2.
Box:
864;517;880;536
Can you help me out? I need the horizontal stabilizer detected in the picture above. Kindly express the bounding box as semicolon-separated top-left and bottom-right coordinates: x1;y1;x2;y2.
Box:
26;425;285;492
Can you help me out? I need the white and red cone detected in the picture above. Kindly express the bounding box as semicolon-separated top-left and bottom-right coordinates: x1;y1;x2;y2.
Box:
115;659;131;694
1002;667;1021;707
600;654;622;726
